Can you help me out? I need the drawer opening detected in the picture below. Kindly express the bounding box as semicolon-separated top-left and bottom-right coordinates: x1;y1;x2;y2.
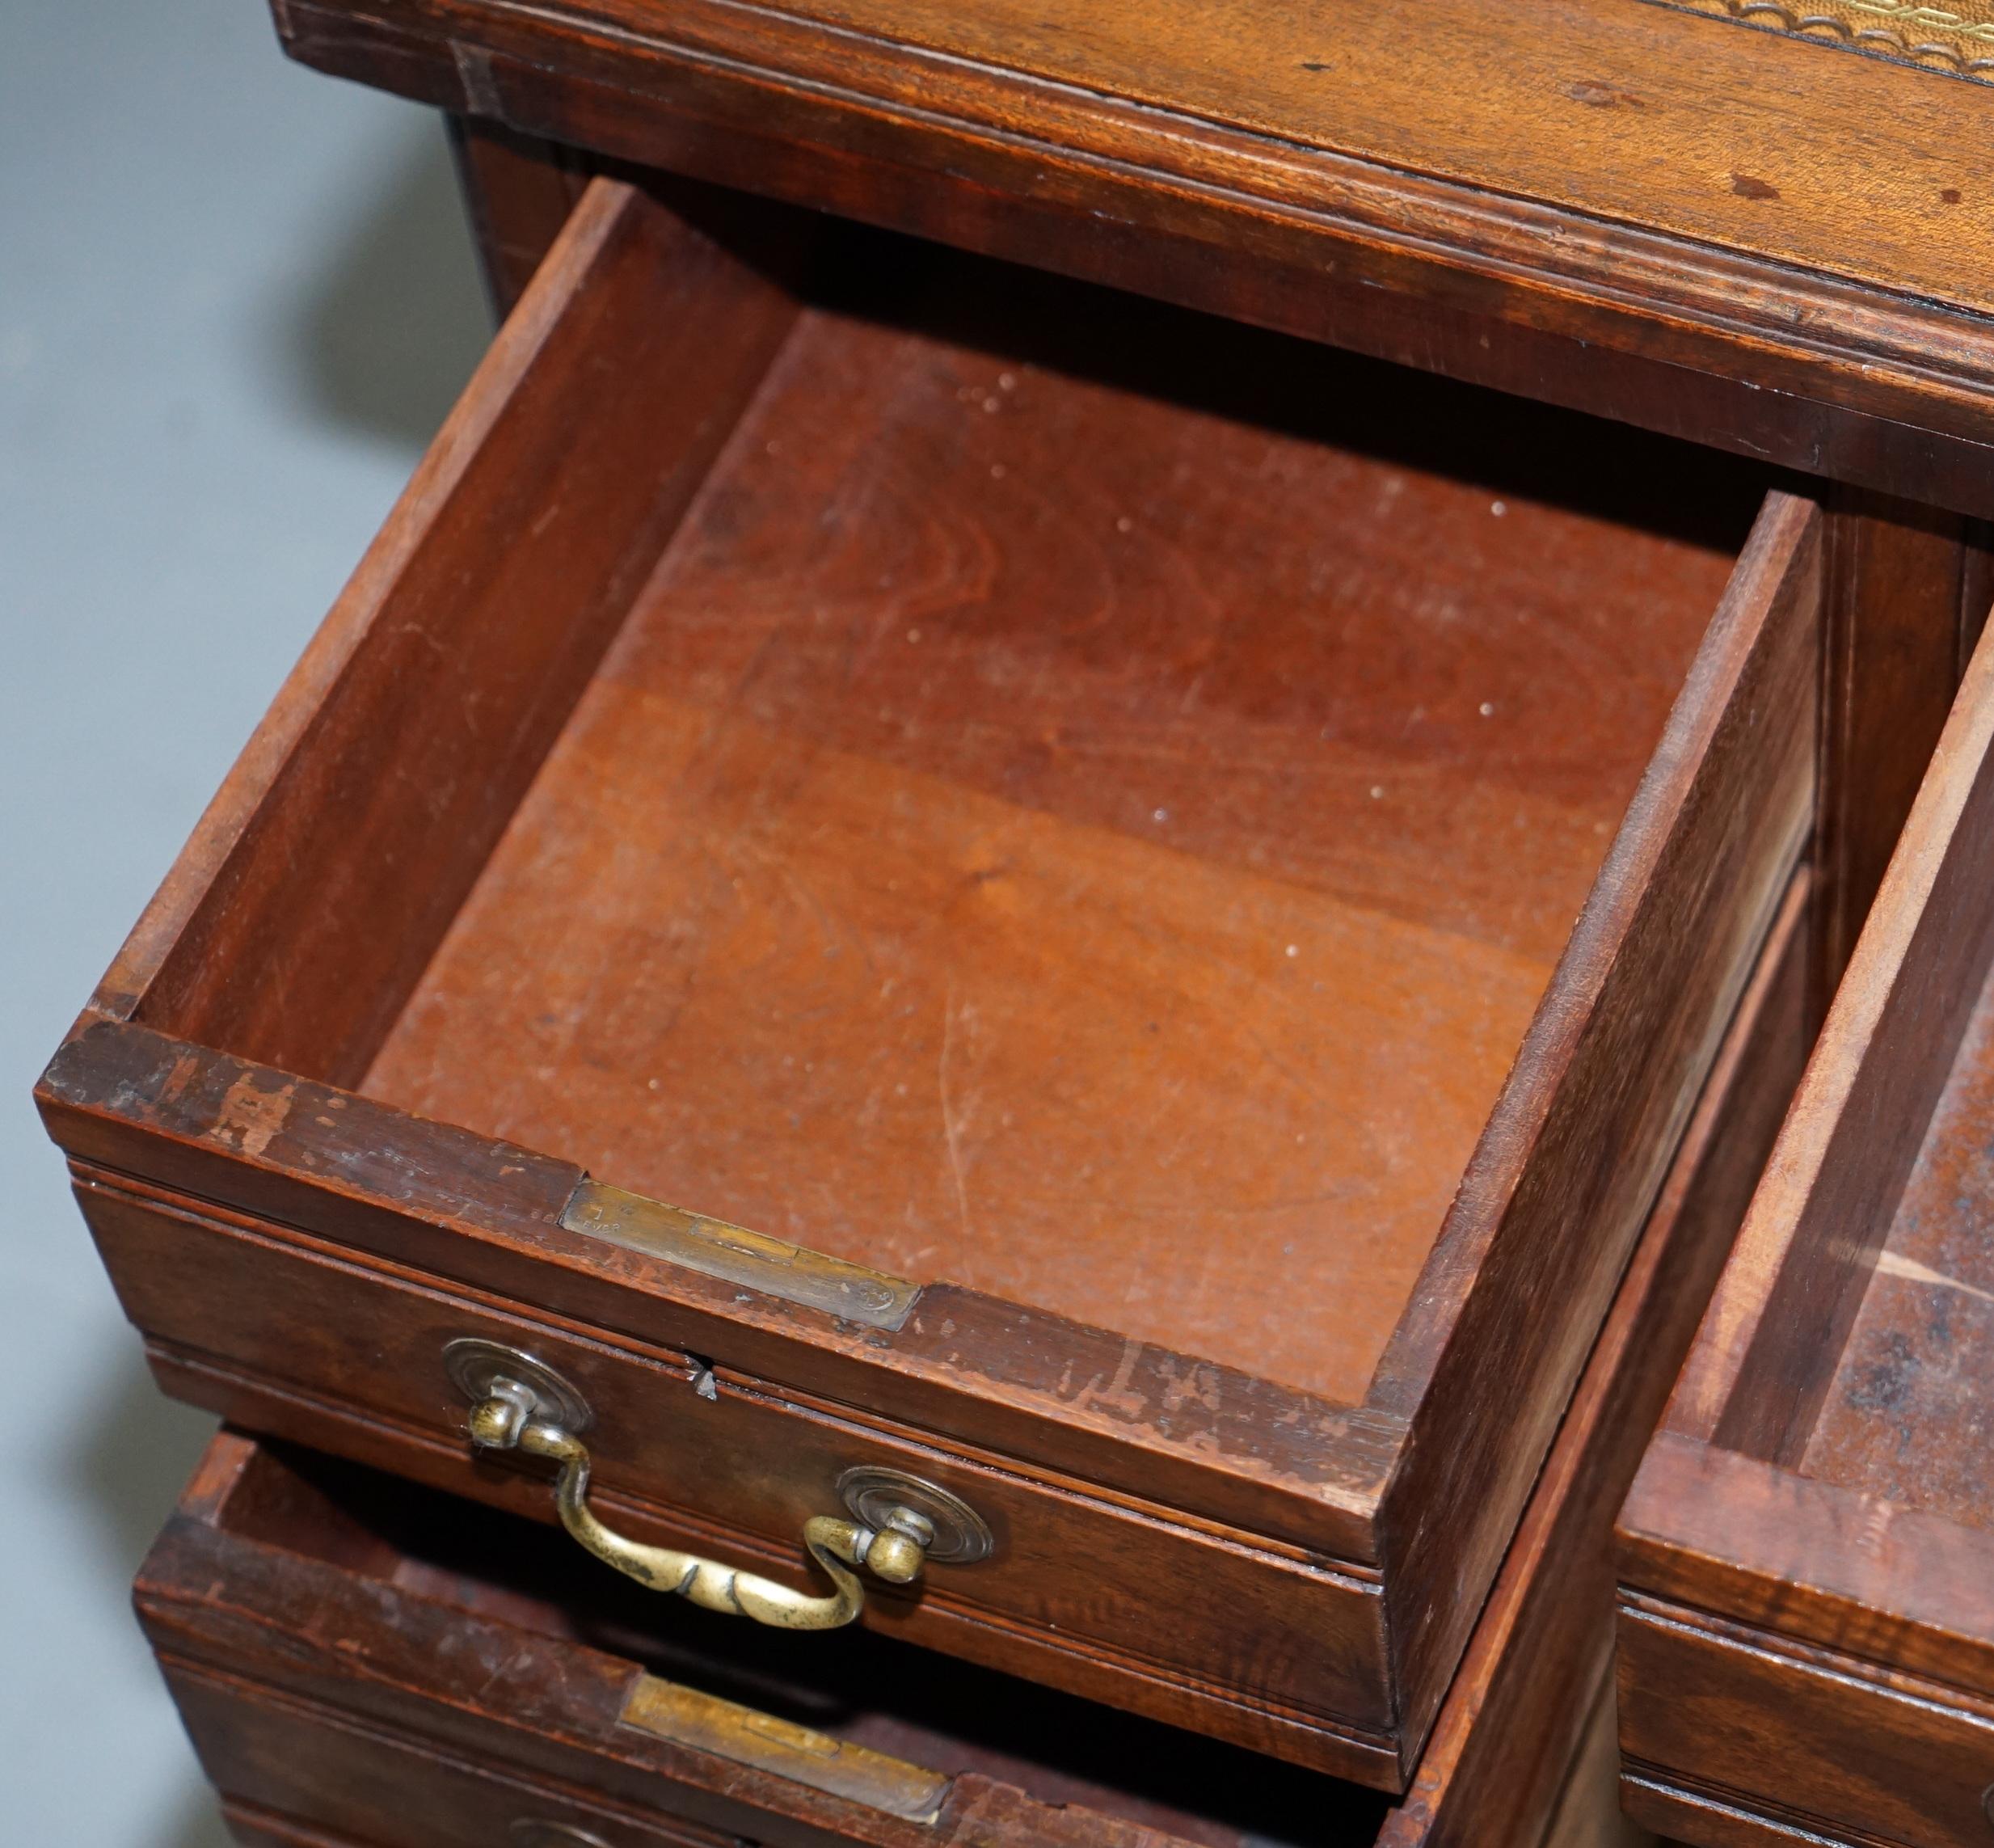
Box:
205;1437;1395;1846
1799;947;1994;1522
128;176;1768;1407
1672;611;1994;1506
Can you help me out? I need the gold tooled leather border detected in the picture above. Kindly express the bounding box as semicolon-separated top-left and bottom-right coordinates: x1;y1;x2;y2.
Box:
1646;0;1994;80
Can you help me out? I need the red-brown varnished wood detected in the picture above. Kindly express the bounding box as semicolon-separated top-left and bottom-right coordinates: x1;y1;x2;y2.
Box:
1811;492;1994;1018
1709;621;1994;1467
138;1192;1727;1848
1621;1588;1994;1848
39;175;1818;1787
1380;873;1810;1848
76;1162;1401;1760
270;0;1994;517
129;175;808;1086
1804;990;1994;1521
355;238;1740;1402
1370;489;1818;1757
1617;612;1994;1846
1623;1438;1994;1704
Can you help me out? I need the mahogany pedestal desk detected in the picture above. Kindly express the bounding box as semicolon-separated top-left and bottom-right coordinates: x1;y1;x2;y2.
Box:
38;3;1994;1845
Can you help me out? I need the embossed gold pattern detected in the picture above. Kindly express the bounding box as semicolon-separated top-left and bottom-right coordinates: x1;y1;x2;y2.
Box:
1650;0;1994;79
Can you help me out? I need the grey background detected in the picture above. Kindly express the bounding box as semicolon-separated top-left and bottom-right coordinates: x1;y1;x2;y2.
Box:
2;2;491;1838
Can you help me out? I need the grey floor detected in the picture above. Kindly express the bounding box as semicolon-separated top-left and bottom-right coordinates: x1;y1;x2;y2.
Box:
2;3;491;1838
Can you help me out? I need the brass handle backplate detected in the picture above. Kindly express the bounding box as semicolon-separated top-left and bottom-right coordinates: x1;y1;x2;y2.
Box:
443;1339;990;1631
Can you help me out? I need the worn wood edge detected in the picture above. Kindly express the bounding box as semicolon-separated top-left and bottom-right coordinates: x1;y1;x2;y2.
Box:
86;1164;1400;1772
1377;492;1819;1406
268;0;1994;446
1361;491;1818;1765
76;179;642;1031
1617;1594;1994;1846
95;1162;1378;1575
89;1177;1404;1768
153;1652;839;1848
1377;870;1810;1842
38;1017;1399;1555
1618;1431;1994;1698
1672;603;1994;1448
157;1642;1206;1848
372;19;1994;521
1621;1763;1882;1847
77;1155;1376;1577
147;885;1816;1845
1620;1593;1994;1728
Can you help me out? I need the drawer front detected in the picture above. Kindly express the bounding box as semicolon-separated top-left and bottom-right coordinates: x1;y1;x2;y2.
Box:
168;1661;727;1848
1620;1597;1994;1847
86;1166;1392;1774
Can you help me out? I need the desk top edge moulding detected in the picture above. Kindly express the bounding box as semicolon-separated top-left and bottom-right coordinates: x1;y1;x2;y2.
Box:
270;0;1994;517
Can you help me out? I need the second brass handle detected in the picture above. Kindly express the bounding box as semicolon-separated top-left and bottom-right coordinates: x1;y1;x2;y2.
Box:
466;1373;930;1631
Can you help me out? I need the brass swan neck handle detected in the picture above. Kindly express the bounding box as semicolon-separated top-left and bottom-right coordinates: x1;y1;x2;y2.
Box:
443;1340;989;1633
468;1373;927;1628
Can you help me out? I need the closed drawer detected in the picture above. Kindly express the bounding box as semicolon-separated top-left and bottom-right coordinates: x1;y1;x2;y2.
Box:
1617;608;1994;1845
42;170;1818;1787
1621;1593;1994;1847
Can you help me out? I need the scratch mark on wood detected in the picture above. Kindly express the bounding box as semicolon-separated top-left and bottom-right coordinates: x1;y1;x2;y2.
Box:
1876;1247;1994;1310
938;979;974;1247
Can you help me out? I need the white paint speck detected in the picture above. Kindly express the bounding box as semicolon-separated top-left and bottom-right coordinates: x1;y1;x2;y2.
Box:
1479;701;1495;716
1490;500;1507;517
1285;943;1299;958
1153;807;1170;823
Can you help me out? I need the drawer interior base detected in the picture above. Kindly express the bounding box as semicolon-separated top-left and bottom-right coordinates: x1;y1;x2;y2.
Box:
1803;948;1994;1524
342;220;1762;1402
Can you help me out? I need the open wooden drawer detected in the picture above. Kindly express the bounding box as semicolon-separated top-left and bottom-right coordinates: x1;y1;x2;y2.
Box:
1617;618;1994;1847
143;848;1815;1848
147;1427;1655;1848
40;171;1818;1789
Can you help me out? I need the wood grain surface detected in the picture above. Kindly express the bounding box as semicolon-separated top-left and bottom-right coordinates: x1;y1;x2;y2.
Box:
1804;943;1994;1524
1371;488;1818;1760
1705;605;1994;1465
1376;872;1809;1846
130;176;807;1087
358;230;1743;1402
1617;608;1994;1846
275;0;1994;515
